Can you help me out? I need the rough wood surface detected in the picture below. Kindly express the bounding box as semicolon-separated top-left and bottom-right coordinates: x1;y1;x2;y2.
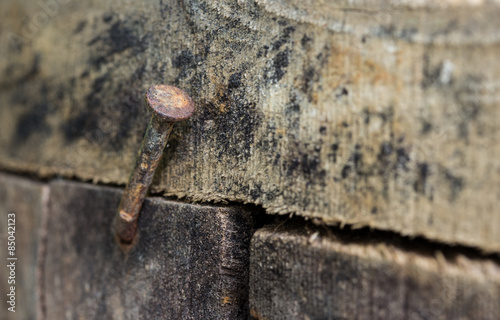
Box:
250;227;500;320
1;0;499;251
44;180;253;319
0;173;48;320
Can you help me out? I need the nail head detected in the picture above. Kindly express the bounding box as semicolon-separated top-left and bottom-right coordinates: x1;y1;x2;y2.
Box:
145;85;195;122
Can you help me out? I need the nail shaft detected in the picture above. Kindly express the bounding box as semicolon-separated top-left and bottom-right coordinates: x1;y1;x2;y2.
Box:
115;85;195;244
115;116;173;243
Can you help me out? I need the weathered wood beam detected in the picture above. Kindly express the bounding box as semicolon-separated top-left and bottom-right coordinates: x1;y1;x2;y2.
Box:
0;173;48;320
1;0;499;251
44;180;253;319
250;227;500;319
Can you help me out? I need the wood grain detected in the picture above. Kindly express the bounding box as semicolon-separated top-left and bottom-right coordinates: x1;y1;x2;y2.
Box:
0;0;499;251
0;173;48;320
44;180;253;319
250;227;500;320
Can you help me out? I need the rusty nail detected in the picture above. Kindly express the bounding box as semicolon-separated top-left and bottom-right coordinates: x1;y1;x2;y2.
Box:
115;84;195;244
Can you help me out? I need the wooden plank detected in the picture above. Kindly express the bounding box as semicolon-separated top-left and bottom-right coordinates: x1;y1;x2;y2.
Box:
0;173;48;320
0;0;499;251
44;180;253;319
250;227;500;320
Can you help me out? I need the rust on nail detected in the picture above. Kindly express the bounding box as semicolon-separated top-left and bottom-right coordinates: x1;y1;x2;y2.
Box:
115;85;195;245
146;84;195;122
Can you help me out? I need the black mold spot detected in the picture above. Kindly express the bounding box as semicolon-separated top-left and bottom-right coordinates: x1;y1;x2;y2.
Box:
341;150;362;179
396;147;410;171
189;68;206;93
228;72;243;93
74;20;87;34
316;44;331;69
363;108;370;125
63;72;142;150
376;142;395;197
336;87;349;98
80;70;89;78
421;55;448;89
250;183;262;201
328;143;339;163
371;207;378;215
421;121;432;135
272;26;295;51
283;143;325;186
7;33;27;53
286;158;300;176
257;45;269;58
301;34;313;49
455;76;483;141
218;100;261;159
378;24;396;37
108;90;142;148
132;64;146;81
273;153;281;166
421;54;438;89
378;142;393;158
14;103;52;142
399;28;418;41
284;95;300;132
271;49;290;82
195;82;262;161
173;50;195;68
286;98;300;114
378;107;392;123
92;75;107;94
10;53;41;85
301;153;320;176
460;99;480;120
443;169;465;201
172;49;205;81
341;164;351;179
319;126;327;135
56;87;66;100
102;13;114;23
62;113;92;143
301;66;316;98
108;21;140;53
40;83;50;96
414;163;431;195
353;151;362;165
88;18;148;69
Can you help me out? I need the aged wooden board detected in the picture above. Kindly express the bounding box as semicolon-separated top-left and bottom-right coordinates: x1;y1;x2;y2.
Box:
0;173;48;320
0;0;499;251
250;227;500;320
44;180;253;319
